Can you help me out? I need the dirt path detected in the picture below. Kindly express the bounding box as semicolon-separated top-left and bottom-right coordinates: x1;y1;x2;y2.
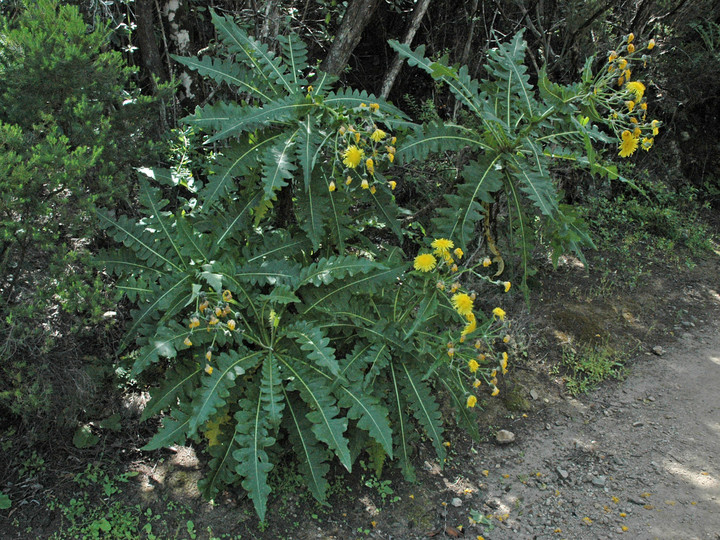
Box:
463;319;720;540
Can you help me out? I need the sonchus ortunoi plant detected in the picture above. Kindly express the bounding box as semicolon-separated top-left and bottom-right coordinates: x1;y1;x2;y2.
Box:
389;30;658;292
98;11;514;520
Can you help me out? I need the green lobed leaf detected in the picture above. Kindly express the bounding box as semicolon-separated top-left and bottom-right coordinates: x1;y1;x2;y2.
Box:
278;355;351;470
287;321;340;377
282;390;331;503
233;387;276;521
189;349;263;436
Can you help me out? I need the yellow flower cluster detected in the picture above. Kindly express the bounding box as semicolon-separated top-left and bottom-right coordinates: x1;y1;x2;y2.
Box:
595;34;660;158
186;290;238;372
334;104;398;194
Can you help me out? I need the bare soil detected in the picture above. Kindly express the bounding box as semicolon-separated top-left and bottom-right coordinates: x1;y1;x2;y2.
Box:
2;246;719;540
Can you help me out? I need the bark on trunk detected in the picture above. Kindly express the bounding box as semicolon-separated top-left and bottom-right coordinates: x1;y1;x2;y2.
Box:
379;0;431;99
320;0;382;76
135;0;166;87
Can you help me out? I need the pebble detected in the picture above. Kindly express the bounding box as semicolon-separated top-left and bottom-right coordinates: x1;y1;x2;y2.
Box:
496;429;516;444
592;475;607;487
652;346;664;356
451;497;462;507
530;389;539;400
557;467;569;480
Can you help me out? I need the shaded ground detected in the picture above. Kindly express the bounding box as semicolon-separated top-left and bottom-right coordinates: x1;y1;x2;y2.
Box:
1;240;719;539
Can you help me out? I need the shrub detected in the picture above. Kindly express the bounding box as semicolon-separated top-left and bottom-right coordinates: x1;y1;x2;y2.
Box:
101;11;514;520
0;0;165;435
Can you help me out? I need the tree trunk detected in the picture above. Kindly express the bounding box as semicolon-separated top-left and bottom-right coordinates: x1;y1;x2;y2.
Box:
379;0;431;99
320;0;382;76
135;0;166;87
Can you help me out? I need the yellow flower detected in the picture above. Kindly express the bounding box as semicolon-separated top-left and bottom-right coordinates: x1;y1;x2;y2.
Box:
370;128;387;142
625;100;635;112
450;282;460;293
389;180;397;190
482;257;491;267
473;379;482;388
623;69;632;80
183;337;192;347
391;136;397;144
355;132;361;143
388;153;395;163
451;263;459;272
452;293;474;316
386;145;396;155
206;350;212;361
222;290;232;302
370;185;376;194
608;50;617;62
199;300;209;313
360;102;367;108
345;176;352;185
189;317;200;329
342;145;364;168
215;306;223;317
361;178;369;189
413;253;437;272
227;319;236;331
436;281;445;290
369;102;380;112
431;238;454;255
648;38;656;50
626;80;645;100
366;158;375;175
627;33;635;43
338;125;346;135
619;130;639;157
468;359;480;373
503;281;511;292
466;395;478;408
328;180;336;192
462;313;477;336
492;307;506;321
208;315;219;326
204;364;213;375
651;119;660;135
491;386;500;397
503;335;510;343
618;58;628;69
501;351;508;370
633;126;641;137
640;102;647;110
454;247;464;259
627;43;635;53
642;137;654;151
491;369;497;378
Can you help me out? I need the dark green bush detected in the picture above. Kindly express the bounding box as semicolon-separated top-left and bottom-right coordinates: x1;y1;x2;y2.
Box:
0;0;166;436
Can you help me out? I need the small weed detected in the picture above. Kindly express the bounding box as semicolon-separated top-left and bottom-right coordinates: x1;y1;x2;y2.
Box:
556;343;628;395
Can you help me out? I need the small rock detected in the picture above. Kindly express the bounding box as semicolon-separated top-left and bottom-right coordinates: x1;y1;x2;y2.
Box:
496;430;516;444
530;389;539;400
652;346;664;356
557;467;569;480
103;311;117;318
592;475;607;487
451;497;463;507
633;421;644;427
